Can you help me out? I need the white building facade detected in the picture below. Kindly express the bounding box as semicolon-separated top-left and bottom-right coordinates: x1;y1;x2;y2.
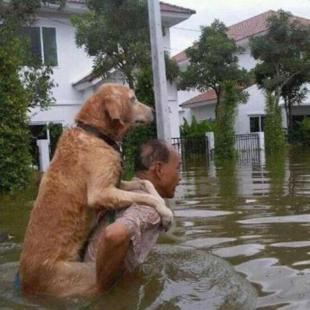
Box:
28;1;195;142
175;11;310;135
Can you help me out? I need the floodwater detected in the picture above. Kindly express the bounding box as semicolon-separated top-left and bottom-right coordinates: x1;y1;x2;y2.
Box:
1;147;310;309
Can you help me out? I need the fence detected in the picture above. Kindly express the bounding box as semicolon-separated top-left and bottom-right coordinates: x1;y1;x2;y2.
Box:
171;136;209;156
234;133;260;152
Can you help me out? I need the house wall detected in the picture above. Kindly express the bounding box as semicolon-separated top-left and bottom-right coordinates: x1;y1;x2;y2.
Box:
164;28;181;138
167;81;180;138
234;85;265;134
29;13;94;126
191;104;216;122
177;88;200;124
238;47;257;70
176;44;259;130
177;29;310;136
29;12;182;141
177;43;267;134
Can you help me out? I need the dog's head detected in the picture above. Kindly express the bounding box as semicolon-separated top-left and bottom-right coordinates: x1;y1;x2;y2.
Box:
75;83;154;141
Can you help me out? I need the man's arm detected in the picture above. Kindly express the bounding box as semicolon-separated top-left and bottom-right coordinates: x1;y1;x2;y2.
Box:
95;222;130;291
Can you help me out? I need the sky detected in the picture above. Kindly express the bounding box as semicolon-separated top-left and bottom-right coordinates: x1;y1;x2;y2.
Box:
164;0;310;56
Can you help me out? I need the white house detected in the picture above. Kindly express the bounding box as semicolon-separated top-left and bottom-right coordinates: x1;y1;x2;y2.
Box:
174;11;310;135
28;1;195;144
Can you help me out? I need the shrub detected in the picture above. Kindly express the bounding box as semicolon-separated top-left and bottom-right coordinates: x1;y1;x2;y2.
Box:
300;117;310;146
0;33;32;193
180;116;215;138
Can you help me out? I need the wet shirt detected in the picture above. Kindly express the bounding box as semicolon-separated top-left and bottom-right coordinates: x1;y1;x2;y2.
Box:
84;178;164;272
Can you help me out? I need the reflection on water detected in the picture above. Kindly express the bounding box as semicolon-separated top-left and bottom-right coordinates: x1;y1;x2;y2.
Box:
1;147;310;309
174;148;310;309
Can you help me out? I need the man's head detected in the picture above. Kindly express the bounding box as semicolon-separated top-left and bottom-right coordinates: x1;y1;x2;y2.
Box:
135;139;181;198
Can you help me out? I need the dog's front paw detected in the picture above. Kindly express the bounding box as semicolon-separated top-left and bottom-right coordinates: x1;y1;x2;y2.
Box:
140;180;164;202
160;207;174;231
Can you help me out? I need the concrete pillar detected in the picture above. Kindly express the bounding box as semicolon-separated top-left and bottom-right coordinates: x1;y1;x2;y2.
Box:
148;0;171;141
36;139;50;172
206;132;215;155
258;132;265;151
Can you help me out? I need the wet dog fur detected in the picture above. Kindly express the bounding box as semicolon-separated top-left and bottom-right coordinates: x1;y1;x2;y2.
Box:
19;83;172;297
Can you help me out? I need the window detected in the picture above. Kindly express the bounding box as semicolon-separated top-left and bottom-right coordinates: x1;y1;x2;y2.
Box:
250;115;265;132
23;27;58;66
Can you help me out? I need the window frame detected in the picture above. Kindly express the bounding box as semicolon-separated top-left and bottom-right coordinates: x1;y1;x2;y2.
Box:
23;26;58;67
249;115;265;133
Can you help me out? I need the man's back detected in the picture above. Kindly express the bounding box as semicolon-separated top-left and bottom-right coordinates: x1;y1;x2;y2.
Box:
84;178;163;272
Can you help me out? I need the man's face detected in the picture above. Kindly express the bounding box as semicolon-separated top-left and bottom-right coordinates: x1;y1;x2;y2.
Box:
157;149;181;199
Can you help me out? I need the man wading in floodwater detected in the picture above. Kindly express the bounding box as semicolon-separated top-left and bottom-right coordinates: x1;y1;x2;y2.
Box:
81;139;181;290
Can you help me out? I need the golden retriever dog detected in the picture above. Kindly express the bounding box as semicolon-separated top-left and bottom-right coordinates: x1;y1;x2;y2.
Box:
19;83;173;297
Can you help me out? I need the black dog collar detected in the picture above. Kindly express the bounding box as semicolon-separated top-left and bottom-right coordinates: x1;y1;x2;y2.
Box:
76;121;122;155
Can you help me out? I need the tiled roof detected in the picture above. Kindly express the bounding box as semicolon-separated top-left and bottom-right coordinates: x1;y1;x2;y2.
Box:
226;10;275;42
173;10;310;63
67;0;195;15
181;90;217;107
173;49;189;63
181;82;255;106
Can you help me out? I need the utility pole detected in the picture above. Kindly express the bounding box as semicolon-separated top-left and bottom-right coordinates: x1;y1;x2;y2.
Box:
147;0;171;141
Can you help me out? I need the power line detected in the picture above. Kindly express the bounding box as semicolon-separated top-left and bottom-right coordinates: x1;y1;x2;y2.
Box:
173;26;201;32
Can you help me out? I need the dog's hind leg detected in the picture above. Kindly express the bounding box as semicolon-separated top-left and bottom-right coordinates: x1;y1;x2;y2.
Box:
41;261;97;297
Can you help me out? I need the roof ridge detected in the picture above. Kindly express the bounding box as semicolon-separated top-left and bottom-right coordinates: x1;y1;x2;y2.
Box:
227;10;276;29
160;1;196;14
173;10;310;63
67;0;196;14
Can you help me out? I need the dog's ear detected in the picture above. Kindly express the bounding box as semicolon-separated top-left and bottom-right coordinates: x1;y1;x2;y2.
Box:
104;96;124;125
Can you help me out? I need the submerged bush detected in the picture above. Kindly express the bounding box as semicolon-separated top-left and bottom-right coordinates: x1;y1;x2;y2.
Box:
180;116;215;138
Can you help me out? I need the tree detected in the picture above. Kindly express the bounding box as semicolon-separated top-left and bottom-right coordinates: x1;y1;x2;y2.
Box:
71;0;178;89
0;0;61;193
179;20;249;159
72;0;179;173
214;81;240;159
264;92;286;153
250;10;310;136
179;20;249;118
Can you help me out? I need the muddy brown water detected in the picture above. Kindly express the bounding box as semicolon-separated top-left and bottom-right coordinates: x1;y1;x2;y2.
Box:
1;147;310;309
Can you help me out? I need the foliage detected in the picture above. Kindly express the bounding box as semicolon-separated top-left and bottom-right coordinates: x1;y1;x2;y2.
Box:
72;0;178;89
0;33;33;193
47;123;63;158
299;118;310;146
0;0;66;24
122;67;157;178
214;81;239;160
264;92;286;153
250;10;310;133
0;0;58;193
71;0;149;88
179;20;249;117
180;116;215;138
